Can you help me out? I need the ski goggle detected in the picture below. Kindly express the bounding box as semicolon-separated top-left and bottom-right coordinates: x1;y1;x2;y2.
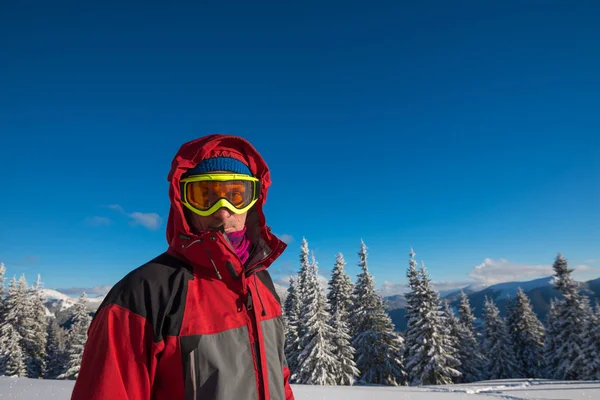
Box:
180;173;261;217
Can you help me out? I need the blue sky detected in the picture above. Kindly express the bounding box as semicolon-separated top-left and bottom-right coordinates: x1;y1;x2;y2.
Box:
1;0;599;296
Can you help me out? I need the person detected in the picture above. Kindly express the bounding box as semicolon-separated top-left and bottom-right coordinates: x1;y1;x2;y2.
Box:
71;134;294;400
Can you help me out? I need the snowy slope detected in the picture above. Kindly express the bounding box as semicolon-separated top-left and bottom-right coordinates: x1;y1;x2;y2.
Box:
461;282;492;293
442;282;491;299
0;377;598;399
40;288;105;316
39;288;74;305
482;276;554;300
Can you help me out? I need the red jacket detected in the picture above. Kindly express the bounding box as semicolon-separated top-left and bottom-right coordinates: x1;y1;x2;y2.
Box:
72;135;294;400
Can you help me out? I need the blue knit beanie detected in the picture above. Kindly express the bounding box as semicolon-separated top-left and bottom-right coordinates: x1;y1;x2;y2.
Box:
183;156;252;177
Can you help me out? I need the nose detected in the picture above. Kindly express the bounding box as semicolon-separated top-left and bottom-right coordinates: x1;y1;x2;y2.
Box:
212;207;232;221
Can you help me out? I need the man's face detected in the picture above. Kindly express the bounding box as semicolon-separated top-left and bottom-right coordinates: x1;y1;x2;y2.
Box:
183;170;251;234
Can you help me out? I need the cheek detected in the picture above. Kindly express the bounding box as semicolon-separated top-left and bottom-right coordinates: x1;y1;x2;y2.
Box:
188;213;208;230
233;213;247;226
226;213;248;229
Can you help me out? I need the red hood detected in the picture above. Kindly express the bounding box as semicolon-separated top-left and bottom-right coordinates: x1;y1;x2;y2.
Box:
165;134;285;271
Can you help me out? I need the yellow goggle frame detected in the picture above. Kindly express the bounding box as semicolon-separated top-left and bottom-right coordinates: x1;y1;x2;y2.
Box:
180;173;260;217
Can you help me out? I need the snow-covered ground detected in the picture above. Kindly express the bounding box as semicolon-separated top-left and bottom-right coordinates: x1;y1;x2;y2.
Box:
0;377;598;399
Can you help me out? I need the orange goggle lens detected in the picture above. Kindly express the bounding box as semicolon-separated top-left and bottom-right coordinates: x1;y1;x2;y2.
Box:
185;180;257;211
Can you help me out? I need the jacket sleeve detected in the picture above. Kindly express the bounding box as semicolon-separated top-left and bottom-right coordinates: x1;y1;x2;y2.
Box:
71;304;161;400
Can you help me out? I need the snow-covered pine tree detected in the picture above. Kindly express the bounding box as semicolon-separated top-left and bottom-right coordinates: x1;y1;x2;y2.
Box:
0;277;26;376
283;276;298;332
441;300;464;383
45;318;68;379
481;296;518;379
327;252;359;385
295;238;312;345
505;296;525;378
330;310;360;385
293;238;315;382
455;290;486;382
13;275;33;338
404;262;461;385
327;253;354;323
353;324;406;386
25;274;48;378
349;240;374;338
283;276;301;379
0;323;26;376
402;248;422;380
551;253;592;380
576;304;596;380
350;240;406;386
295;254;338;385
583;304;600;380
509;288;545;378
457;291;477;338
59;292;92;380
0;263;6;322
0;263;5;298
14;274;43;378
0;276;19;320
297;237;311;298
542;298;561;379
444;298;485;383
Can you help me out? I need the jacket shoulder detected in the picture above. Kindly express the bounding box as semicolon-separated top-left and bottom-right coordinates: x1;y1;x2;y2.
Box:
95;252;193;342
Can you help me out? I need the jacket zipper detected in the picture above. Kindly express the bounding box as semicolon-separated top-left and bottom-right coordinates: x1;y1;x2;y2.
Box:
254;276;267;317
246;284;265;400
212;230;278;399
215;230;273;278
245;239;286;277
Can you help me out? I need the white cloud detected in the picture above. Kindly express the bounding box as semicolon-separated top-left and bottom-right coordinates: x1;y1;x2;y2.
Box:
129;212;162;230
279;234;294;244
106;204;162;230
85;216;112;226
572;265;600;281
22;255;39;264
107;204;125;212
468;258;594;285
469;258;553;284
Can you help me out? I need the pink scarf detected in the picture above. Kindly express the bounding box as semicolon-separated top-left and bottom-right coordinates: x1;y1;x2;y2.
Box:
226;227;251;265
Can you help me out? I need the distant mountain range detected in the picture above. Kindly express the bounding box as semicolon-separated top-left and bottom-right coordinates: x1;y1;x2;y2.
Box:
40;288;105;325
44;275;600;335
383;294;407;310
386;276;600;332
